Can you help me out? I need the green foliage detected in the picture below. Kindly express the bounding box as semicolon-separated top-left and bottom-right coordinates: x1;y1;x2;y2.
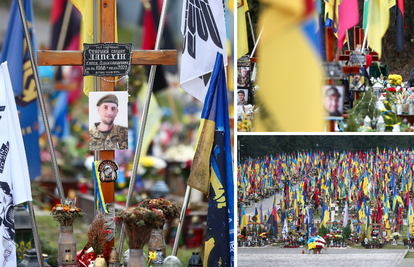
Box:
318;224;328;237
268;225;274;237
342;225;352;239
241;227;247;237
345;88;379;132
403;237;408;243
361;231;367;243
258;225;263;234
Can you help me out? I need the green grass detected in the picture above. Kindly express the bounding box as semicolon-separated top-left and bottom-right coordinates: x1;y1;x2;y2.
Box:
36;215;200;266
405;252;414;258
350;244;407;249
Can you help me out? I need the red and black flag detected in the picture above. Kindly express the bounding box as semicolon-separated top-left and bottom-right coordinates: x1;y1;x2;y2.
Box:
393;0;405;50
267;206;279;237
50;0;81;80
140;0;177;92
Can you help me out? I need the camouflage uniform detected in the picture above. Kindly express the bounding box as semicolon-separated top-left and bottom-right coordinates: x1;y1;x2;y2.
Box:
238;73;250;87
89;123;128;150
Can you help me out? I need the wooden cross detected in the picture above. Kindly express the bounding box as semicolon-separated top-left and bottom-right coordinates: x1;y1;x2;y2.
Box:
37;0;176;250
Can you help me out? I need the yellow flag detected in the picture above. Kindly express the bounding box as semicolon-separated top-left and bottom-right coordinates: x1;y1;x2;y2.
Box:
71;0;118;96
367;0;394;58
237;0;249;59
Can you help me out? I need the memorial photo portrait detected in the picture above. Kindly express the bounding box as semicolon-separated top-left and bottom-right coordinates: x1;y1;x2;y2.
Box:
89;91;128;150
323;85;344;117
237;66;250;88
349;68;365;91
237;89;248;105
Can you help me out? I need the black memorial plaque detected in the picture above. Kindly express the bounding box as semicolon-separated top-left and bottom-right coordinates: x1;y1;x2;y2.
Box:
83;43;132;77
322;62;343;79
349;52;366;65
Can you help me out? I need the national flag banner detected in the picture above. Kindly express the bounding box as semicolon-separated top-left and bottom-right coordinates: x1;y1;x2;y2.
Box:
187;53;233;266
0;62;33;267
367;0;394;58
240;205;248;230
237;0;249;59
338;0;359;50
180;0;228;102
267;206;279;237
393;0;404;51
254;0;323;131
0;0;41;180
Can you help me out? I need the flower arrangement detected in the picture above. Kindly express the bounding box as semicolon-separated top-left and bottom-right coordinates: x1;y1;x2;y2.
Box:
87;212;109;256
392;232;400;240
50;198;85;226
147;251;156;267
238;235;245;241
259;232;269;240
307;235;326;250
137;198;181;225
237;113;252;132
116;207;166;249
388;74;403;87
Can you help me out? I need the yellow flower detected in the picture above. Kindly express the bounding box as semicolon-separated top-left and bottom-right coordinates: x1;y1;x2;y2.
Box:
149;251;156;261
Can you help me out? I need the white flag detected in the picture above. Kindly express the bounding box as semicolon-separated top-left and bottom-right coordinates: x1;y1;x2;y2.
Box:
342;202;349;227
180;0;228;102
282;218;288;239
0;62;33;267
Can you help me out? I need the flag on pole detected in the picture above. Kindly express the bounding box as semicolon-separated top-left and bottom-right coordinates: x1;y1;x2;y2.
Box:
0;62;33;267
338;0;359;50
0;0;41;180
255;0;323;131
180;0;228;102
237;0;249;59
267;206;279;237
187;53;233;266
393;0;404;51
342;202;349;227
367;0;394;58
240;205;248;230
363;0;369;31
70;0;118;95
324;0;339;34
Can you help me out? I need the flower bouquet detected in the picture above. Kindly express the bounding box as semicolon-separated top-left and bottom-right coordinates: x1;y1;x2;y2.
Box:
87;212;110;256
116;207;166;249
137;198;181;226
51;198;85;226
388;74;403;87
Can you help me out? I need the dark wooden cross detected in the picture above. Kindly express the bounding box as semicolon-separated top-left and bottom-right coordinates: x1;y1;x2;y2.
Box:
37;0;176;249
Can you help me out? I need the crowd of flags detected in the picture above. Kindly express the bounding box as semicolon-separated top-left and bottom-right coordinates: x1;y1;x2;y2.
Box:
238;147;414;240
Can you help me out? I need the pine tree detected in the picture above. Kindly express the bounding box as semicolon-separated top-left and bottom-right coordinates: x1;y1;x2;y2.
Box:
345;87;380;132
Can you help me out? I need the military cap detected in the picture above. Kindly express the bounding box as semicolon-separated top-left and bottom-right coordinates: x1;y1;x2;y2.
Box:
97;94;118;106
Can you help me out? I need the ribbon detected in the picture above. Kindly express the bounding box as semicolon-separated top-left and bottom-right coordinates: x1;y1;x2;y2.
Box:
93;161;109;213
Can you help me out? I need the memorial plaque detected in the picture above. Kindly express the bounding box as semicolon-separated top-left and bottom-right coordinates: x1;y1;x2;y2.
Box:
322;62;342;79
349;52;366;65
83;43;132;77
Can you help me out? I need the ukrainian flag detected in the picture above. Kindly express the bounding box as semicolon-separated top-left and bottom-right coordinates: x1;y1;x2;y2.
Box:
255;0;323;132
187;53;233;267
240;205;248;230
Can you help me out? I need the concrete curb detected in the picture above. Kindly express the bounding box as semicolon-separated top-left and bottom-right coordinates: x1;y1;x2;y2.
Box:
396;249;408;267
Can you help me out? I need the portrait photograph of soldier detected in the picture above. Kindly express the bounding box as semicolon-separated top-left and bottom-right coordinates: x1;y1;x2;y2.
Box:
89;92;128;150
349;69;365;91
237;66;250;88
237;89;248;105
323;85;344;117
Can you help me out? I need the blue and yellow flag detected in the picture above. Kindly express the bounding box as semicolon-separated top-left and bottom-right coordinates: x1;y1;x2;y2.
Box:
187;53;234;267
240;205;248;230
0;0;41;180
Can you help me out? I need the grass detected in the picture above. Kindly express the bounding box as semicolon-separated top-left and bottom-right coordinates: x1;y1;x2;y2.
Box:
405;252;414;258
36;215;200;266
350;244;407;249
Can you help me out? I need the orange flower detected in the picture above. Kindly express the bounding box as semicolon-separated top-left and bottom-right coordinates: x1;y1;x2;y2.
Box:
75;208;81;212
63;205;70;212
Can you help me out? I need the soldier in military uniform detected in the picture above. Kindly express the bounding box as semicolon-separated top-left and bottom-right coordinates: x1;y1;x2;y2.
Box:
238;67;250;87
89;94;128;150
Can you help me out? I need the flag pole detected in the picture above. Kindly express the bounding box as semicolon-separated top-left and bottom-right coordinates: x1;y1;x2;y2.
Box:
250;26;263;58
27;201;45;267
16;0;65;205
246;11;256;44
117;0;170;255
93;0;99;218
172;185;192;256
362;24;369;51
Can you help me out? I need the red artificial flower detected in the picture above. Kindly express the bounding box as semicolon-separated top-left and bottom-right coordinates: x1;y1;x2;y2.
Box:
105;229;112;234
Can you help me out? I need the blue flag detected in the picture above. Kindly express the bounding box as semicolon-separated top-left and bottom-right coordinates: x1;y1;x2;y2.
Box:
51;92;70;139
0;0;41;180
187;53;233;266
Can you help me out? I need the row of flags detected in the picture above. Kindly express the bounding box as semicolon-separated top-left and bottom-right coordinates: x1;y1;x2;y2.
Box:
239;148;414;240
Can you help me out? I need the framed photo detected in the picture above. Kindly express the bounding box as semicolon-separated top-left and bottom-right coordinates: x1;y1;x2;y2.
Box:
89;91;129;150
237;89;249;105
237;66;251;88
349;68;365;91
323;85;344;118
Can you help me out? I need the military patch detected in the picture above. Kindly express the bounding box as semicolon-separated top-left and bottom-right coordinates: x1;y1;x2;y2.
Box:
98;160;118;183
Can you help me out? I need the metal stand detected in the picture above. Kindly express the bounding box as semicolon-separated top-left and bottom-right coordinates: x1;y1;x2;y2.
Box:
117;0;170;255
172;186;192;256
